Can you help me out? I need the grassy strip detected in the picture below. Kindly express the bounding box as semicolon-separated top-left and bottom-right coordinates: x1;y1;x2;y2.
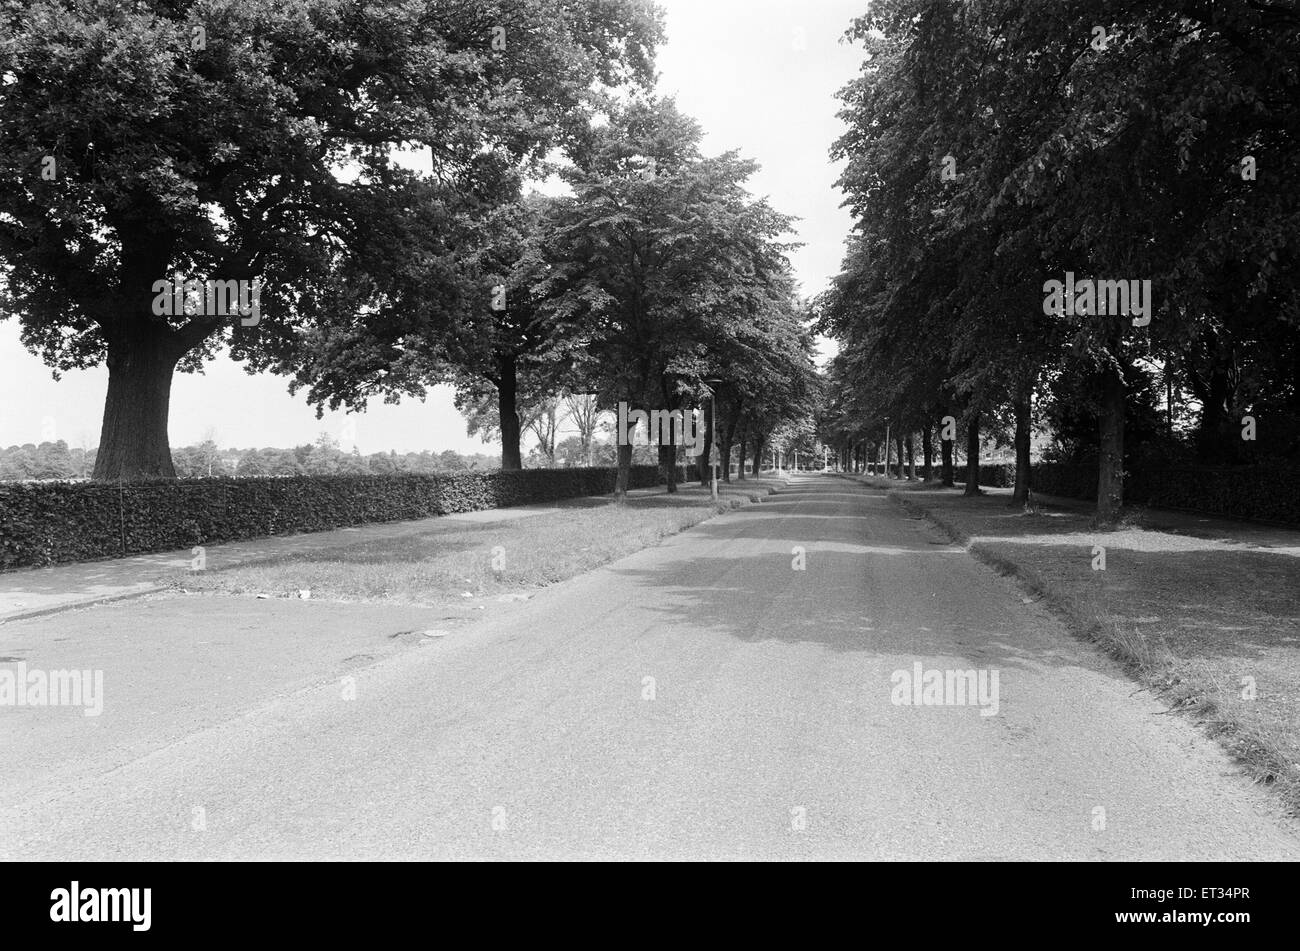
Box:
878;477;1300;814
170;482;778;607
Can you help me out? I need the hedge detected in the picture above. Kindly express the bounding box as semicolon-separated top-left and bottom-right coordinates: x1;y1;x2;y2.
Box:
1029;462;1096;501
863;462;1017;487
1032;462;1299;525
921;460;1297;524
0;465;685;570
952;463;1016;488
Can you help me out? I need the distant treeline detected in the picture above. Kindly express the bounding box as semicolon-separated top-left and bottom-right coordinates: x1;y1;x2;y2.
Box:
0;436;500;482
0;431;699;482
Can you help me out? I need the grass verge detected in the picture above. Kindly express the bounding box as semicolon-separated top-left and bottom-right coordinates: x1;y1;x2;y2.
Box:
870;476;1300;814
169;481;778;607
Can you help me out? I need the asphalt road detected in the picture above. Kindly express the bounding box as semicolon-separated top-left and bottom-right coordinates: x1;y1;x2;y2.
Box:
3;475;1297;859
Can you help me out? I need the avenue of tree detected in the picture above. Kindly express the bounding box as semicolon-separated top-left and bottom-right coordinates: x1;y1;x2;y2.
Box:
0;0;818;495
817;0;1299;521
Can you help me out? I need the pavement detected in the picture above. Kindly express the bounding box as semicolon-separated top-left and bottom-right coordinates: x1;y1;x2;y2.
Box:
862;471;1300;554
2;474;1298;859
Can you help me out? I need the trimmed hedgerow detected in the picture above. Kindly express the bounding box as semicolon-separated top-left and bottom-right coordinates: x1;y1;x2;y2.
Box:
0;465;680;570
1031;463;1097;501
1031;463;1298;525
952;463;1017;488
1125;466;1300;525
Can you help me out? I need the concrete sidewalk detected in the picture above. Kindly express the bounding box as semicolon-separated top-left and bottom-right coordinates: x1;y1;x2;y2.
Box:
840;472;1300;556
0;478;780;623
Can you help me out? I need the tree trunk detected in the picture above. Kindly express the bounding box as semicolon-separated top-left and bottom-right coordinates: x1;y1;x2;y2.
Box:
906;432;916;480
698;397;714;484
615;441;633;500
736;419;748;481
895;433;905;479
92;333;180;480
496;354;523;471
963;413;980;496
941;435;954;487
922;425;933;481
1096;361;1126;522
720;398;741;484
752;436;764;476
1195;367;1231;463
658;442;677;493
1011;389;1032;505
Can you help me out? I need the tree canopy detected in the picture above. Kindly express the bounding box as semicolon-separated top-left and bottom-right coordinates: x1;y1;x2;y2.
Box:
0;0;662;478
821;0;1300;518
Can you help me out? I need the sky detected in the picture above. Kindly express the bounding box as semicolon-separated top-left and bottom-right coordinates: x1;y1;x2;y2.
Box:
0;0;867;455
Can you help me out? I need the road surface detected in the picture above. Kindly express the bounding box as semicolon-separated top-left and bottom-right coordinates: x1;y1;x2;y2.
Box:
3;475;1297;859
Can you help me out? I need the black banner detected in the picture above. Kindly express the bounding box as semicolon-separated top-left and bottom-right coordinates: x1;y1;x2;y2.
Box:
0;862;1287;939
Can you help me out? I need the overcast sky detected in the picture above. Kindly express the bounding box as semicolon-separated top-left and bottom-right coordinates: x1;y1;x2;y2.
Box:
0;0;866;455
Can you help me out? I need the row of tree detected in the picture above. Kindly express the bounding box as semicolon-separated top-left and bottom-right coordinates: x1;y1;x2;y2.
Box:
0;437;502;481
817;0;1300;520
0;410;824;482
1;1;820;495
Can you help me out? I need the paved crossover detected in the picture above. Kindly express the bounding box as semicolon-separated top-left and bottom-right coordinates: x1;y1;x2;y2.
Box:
2;475;1297;859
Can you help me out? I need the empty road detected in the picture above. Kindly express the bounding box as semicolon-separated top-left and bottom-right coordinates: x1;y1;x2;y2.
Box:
3;475;1297;859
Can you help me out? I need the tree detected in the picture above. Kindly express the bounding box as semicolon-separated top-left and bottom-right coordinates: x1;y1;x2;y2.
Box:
0;0;663;480
548;97;800;497
563;394;603;467
523;397;561;467
173;439;229;478
827;0;1300;520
